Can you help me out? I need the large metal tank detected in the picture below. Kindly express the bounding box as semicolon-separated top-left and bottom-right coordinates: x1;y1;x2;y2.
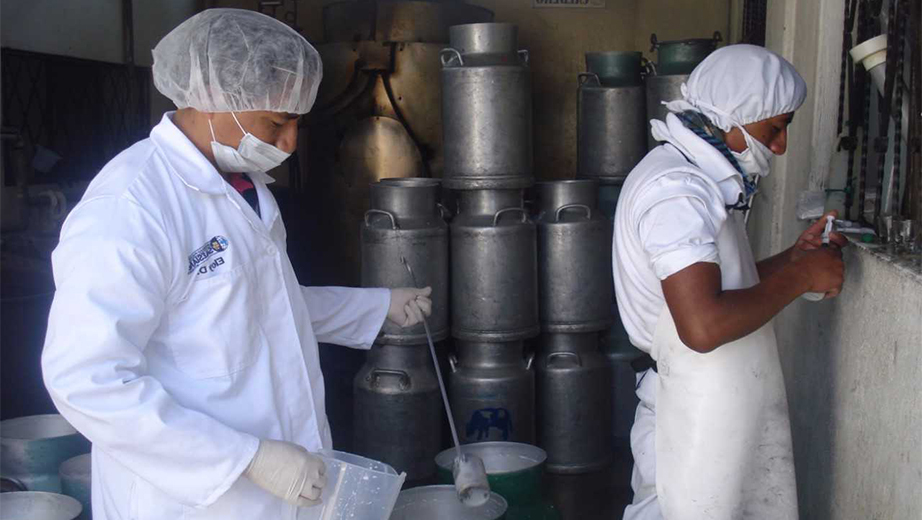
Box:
449;341;535;445
323;0;493;43
577;73;647;182
362;178;449;344
536;332;612;474
535;180;613;333
450;189;539;341
645;73;689;151
301;2;495;288
441;23;533;190
353;343;442;481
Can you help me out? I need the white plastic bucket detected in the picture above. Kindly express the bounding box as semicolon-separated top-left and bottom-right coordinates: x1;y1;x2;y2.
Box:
297;450;406;520
0;491;82;520
1;415;91;492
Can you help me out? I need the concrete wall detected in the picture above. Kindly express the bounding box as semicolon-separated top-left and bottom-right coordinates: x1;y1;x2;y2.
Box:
757;0;922;518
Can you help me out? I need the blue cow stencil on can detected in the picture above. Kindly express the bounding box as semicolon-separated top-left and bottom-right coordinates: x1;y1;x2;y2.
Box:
466;408;513;441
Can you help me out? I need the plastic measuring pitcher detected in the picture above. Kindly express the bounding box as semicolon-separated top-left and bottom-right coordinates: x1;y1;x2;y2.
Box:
297;450;406;520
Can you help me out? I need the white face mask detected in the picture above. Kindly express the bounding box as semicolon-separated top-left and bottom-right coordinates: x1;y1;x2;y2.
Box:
731;127;774;177
209;112;291;173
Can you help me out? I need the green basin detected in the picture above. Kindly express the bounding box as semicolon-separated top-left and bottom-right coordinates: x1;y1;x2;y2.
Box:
652;32;721;75
585;51;643;87
436;442;561;520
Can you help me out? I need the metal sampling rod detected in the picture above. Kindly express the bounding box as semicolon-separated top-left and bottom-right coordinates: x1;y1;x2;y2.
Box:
401;257;490;507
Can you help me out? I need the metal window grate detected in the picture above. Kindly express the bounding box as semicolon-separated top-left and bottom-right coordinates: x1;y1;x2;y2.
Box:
837;0;921;258
1;48;151;184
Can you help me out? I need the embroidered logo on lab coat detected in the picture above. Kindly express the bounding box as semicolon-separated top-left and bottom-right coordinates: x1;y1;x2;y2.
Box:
188;235;229;274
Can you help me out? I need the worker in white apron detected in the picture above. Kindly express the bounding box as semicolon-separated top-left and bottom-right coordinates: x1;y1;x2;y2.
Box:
613;45;847;520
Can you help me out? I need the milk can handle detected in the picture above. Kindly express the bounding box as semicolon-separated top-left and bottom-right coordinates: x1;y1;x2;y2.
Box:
547;351;582;367
440;48;464;67
493;207;528;226
641;57;657;78
449;353;459;373
649;33;659;52
518;49;529;65
578;72;601;87
555;203;592;222
713;31;723;45
364;209;399;229
370;368;411;390
525;352;535;370
437;202;452;220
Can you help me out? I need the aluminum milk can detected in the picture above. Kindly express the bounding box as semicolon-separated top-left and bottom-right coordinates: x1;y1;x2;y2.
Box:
449;340;536;445
645;73;689;150
450;189;539;341
536;332;612;473
362;178;449;344
535;180;613;332
441;23;533;190
353;343;442;481
577;73;647;182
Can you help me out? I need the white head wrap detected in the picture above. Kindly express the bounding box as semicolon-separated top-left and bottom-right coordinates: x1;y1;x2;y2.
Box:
152;9;322;114
665;44;807;131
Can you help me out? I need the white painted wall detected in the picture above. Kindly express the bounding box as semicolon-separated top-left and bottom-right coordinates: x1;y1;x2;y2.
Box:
756;0;922;518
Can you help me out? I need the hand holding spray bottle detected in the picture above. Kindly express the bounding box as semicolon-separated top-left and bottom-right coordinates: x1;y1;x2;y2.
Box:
801;215;836;302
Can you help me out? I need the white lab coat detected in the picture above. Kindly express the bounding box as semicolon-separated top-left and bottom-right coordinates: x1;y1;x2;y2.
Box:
41;113;390;520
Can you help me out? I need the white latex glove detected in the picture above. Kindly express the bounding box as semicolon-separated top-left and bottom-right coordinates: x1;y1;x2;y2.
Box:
387;287;433;328
244;439;326;507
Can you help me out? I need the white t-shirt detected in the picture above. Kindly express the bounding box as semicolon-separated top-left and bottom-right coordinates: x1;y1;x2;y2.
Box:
613;113;750;351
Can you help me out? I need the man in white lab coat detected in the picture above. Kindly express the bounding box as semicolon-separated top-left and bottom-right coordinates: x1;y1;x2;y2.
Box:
41;9;431;520
614;45;847;520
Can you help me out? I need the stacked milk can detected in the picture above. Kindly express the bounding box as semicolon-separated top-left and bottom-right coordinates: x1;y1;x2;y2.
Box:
441;23;538;446
533;180;614;473
577;51;648;218
645;32;723;149
355;178;449;481
578;34;722;449
575;52;649;458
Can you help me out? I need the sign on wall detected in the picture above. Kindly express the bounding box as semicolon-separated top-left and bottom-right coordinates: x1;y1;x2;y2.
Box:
532;0;606;7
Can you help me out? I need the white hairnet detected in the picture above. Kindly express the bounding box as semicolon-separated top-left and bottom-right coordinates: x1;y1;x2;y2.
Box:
665;44;807;131
152;8;322;114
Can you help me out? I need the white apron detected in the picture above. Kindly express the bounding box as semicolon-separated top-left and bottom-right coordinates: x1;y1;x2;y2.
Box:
626;212;798;520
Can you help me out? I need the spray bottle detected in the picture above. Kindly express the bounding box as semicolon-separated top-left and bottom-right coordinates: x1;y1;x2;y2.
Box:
801;215;836;302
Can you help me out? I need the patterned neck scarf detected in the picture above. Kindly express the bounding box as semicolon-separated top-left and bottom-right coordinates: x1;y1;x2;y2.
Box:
675;110;757;211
